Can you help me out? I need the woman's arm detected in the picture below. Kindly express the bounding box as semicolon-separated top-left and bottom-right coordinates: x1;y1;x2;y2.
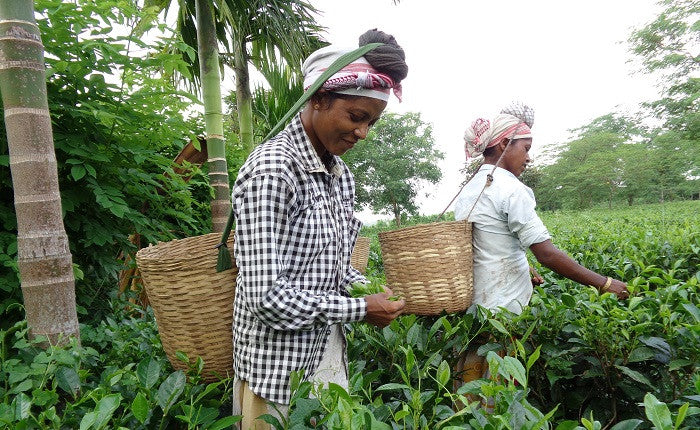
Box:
530;239;629;299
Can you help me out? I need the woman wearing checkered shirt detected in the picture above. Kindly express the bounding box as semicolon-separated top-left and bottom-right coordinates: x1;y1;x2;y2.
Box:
230;29;408;429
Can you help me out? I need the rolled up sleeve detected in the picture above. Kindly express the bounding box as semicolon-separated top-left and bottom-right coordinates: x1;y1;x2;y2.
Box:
505;188;551;249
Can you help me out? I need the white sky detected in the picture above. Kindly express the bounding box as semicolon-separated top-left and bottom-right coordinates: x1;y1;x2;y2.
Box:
305;0;663;224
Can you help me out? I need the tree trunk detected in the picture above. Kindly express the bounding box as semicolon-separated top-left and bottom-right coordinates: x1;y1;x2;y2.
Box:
195;0;230;233
0;0;79;344
392;200;401;227
233;37;254;155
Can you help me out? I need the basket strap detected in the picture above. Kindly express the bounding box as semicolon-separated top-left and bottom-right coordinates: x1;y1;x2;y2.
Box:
215;43;385;272
437;131;519;222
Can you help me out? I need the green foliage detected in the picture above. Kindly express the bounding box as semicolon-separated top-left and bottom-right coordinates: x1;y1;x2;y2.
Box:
0;0;212;326
343;112;444;225
0;301;237;429
3;201;699;428
627;0;699;82
532;117;699;210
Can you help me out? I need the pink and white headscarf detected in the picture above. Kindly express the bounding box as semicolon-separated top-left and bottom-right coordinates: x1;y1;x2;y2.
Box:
464;113;532;159
302;45;402;102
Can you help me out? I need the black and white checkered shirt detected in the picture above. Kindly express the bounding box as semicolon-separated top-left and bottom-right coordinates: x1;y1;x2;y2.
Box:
231;114;368;404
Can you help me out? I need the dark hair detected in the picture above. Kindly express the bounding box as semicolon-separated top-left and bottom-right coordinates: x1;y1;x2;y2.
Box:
358;29;408;83
483;145;498;157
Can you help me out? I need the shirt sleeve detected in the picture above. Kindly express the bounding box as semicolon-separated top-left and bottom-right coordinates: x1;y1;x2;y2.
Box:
504;186;551;248
233;174;367;332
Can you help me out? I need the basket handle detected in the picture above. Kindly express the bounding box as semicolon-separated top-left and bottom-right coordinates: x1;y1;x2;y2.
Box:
215;43;385;272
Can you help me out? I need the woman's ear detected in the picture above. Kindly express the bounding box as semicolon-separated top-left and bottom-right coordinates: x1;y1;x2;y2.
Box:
310;90;331;110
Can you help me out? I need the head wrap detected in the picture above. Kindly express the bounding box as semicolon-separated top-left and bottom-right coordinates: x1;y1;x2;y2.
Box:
500;101;535;128
302;45;403;102
464;113;532;159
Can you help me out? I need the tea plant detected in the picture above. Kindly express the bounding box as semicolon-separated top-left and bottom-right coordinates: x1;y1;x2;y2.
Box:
0;302;238;429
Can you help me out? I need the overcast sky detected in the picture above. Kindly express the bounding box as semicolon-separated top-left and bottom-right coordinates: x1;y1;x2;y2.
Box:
306;0;663;224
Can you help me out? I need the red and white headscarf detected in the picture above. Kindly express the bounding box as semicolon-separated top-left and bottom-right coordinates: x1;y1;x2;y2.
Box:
302;45;402;102
464;113;532;159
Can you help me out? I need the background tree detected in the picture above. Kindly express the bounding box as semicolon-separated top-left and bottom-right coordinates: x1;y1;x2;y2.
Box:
1;0;211;326
627;0;699;200
0;0;79;343
343;112;444;226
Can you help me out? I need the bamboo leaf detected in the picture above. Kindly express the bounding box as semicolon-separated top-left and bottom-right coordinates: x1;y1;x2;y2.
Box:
262;43;383;142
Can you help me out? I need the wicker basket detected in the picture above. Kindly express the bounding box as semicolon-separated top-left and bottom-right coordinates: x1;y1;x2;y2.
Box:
350;236;371;274
136;233;237;381
378;220;473;315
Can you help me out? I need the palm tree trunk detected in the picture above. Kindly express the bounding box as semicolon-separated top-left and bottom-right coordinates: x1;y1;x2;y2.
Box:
0;0;79;344
195;0;230;232
233;38;254;154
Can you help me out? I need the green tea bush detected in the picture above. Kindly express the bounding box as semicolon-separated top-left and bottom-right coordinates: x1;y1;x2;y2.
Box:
0;301;237;429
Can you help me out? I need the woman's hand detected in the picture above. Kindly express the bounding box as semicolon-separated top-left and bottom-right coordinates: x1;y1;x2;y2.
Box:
364;287;405;327
530;266;544;286
604;278;630;300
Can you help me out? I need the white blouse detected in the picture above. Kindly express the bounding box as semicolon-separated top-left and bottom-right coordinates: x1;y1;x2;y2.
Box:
454;164;550;314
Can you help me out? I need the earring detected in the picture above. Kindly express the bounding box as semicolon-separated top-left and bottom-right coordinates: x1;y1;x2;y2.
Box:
313;104;320;109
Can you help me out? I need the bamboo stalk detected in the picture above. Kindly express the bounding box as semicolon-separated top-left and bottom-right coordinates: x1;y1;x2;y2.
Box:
195;0;230;233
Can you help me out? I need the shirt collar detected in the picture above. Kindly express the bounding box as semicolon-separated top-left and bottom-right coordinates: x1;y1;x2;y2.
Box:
288;114;344;178
480;163;518;180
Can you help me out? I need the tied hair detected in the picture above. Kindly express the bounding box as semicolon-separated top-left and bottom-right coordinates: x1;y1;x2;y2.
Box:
358;29;408;83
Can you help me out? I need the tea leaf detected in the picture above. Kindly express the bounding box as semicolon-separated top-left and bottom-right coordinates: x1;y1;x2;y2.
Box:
56;366;81;397
616;365;654;388
644;393;673;430
131;392;149;423
437;360;450;387
136;357;161;389
488;319;509;335
609;419;643;430
157;371;186;412
94;394;121;429
502;356;527;386
209;416;242;430
80;411;97;430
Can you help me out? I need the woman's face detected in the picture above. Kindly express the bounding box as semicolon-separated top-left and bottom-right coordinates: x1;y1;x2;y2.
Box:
501;138;533;177
304;94;387;157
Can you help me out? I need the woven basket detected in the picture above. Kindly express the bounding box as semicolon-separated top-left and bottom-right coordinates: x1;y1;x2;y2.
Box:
378;220;473;315
136;233;237;381
350;236;371;274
